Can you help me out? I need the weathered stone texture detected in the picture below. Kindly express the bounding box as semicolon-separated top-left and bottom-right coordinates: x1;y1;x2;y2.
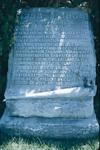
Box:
0;8;99;138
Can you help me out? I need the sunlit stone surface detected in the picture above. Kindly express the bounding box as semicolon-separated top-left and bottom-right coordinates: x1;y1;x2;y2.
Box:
0;8;99;138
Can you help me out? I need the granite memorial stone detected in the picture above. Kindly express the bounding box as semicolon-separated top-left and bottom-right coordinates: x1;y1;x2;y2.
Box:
0;8;99;138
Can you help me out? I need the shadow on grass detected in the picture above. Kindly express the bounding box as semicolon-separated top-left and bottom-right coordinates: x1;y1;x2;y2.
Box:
0;132;99;150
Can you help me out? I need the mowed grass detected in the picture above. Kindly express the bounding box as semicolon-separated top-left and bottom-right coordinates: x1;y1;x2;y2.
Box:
0;134;99;150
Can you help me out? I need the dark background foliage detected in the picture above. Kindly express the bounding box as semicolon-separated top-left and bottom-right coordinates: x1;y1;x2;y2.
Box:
0;0;20;116
0;0;100;127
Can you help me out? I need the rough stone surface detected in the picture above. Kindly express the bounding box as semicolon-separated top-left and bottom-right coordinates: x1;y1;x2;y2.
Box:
0;8;99;138
6;97;94;118
0;110;99;138
5;8;96;97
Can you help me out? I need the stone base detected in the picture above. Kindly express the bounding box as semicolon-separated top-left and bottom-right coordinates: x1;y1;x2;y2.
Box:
6;97;94;118
0;110;99;139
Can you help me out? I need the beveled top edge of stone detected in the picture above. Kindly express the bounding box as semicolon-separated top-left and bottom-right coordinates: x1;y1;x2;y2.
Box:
19;7;88;17
21;7;88;12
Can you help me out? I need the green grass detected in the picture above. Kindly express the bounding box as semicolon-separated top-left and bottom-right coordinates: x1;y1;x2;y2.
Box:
0;134;99;150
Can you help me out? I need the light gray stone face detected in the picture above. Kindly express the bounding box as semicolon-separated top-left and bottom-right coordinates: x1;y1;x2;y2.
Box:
5;8;96;98
0;8;99;138
6;97;94;118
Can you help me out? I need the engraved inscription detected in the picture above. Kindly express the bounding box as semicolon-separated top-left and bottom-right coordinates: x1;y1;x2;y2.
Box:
9;8;95;92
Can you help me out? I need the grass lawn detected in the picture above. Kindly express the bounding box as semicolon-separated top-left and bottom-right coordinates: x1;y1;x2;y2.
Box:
0;133;99;150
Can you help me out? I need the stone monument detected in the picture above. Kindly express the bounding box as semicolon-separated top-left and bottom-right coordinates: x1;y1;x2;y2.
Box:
0;8;99;138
